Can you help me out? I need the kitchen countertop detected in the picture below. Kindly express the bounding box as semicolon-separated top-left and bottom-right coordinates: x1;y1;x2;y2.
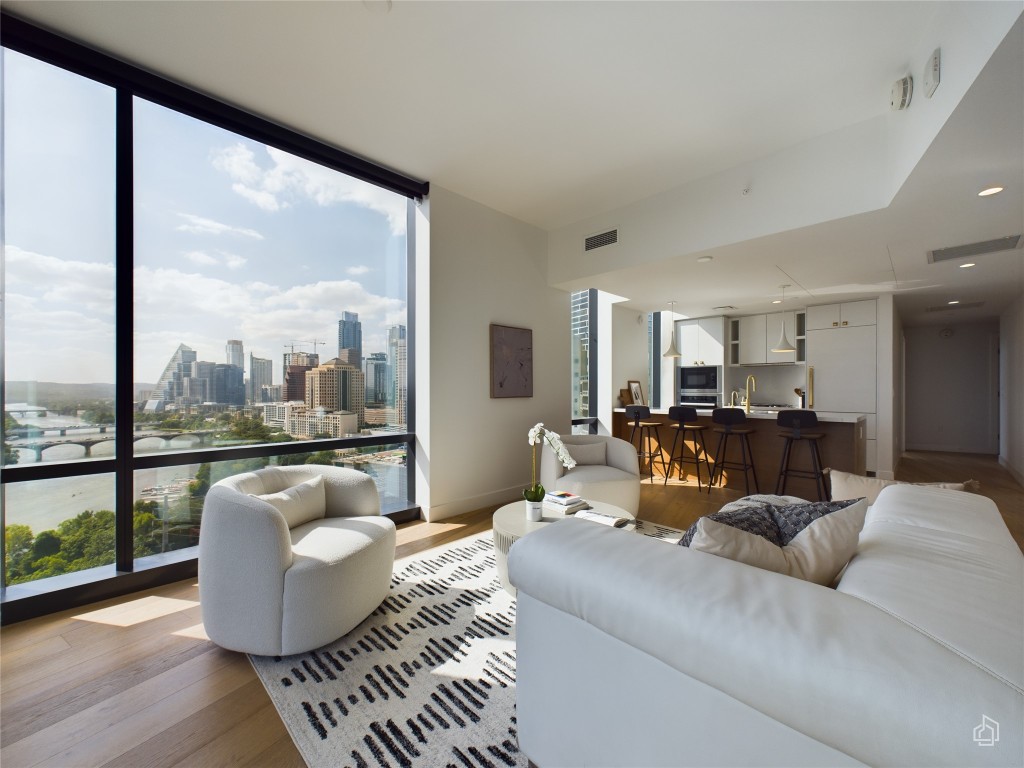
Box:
613;407;866;424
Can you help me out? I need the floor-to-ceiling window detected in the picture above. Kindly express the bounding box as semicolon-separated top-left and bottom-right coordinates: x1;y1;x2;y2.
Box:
0;17;426;622
570;289;598;434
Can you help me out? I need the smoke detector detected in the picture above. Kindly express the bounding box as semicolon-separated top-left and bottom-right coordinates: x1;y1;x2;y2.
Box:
891;75;913;110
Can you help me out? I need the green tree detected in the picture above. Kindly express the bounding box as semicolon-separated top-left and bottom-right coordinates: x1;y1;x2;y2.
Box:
3;413;21;465
5;524;35;582
279;452;313;466
32;530;62;559
306;450;337;466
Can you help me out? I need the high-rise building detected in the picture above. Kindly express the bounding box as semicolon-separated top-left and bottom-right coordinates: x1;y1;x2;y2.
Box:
247;354;272;403
365;352;388;405
337;312;362;368
387;325;407;427
226;339;244;371
144;343;196;411
283;351;318;403
212;363;245;406
305;357;365;426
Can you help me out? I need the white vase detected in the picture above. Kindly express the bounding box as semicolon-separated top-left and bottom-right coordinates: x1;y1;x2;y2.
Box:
525;500;543;522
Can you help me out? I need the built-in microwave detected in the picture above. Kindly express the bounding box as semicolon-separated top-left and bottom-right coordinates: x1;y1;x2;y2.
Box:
678;365;720;393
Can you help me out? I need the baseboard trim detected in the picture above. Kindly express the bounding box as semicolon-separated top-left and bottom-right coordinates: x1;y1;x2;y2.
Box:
998;456;1024;488
425;485;521;522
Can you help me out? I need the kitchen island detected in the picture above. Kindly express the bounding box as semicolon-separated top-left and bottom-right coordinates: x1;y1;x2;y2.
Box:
612;408;866;499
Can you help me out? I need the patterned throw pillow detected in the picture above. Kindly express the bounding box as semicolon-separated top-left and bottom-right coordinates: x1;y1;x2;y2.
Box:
680;497;869;586
680;505;781;547
768;498;861;545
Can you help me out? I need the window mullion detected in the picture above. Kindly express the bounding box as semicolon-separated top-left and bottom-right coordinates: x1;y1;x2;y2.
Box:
114;87;134;572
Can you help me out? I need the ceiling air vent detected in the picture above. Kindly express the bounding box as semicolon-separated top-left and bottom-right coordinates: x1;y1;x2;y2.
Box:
584;229;618;252
925;301;985;312
928;234;1021;263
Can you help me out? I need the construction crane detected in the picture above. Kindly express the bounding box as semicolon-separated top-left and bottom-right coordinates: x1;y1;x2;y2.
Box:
284;339;325;355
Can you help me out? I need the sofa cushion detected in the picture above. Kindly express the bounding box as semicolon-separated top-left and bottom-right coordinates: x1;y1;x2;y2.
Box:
253;474;325;529
565;441;607;466
682;498;868;585
828;468;978;505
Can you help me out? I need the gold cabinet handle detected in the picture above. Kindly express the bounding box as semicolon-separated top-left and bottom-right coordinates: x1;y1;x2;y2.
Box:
808;366;815;408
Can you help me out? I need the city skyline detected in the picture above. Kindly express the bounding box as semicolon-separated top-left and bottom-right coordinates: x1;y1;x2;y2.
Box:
3;49;409;388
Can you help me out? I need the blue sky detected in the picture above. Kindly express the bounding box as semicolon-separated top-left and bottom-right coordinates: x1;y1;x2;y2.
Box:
3;48;408;388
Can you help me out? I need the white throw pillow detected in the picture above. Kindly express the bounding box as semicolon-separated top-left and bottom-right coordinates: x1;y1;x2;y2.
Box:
565;441;607;466
253;474;326;529
828;468;975;505
683;498;869;586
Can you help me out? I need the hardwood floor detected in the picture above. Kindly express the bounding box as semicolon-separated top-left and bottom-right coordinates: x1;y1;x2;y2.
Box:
2;452;1020;767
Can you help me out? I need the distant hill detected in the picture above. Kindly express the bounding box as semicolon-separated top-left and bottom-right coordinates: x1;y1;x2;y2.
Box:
5;382;154;405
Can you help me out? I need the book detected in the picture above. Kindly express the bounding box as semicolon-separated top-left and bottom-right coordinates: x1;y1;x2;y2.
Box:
573;509;631;528
543;491;583;506
543;499;590;514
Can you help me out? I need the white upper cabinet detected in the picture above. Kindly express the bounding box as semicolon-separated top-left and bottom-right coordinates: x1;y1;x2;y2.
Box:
737;314;767;365
806;300;876;330
676;316;725;366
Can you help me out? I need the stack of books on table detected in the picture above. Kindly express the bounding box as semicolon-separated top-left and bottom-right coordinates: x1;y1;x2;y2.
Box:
542;491;590;514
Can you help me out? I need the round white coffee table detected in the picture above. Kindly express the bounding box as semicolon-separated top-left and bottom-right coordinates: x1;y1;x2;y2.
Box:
492;500;635;595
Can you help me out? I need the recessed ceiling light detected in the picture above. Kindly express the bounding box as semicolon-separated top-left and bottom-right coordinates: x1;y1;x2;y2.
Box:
959;262;975;268
978;186;1004;196
948;300;960;305
697;256;713;263
771;299;782;304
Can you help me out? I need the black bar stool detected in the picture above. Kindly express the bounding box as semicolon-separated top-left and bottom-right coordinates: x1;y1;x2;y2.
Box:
708;408;759;495
775;410;828;500
625;404;665;481
663;406;710;490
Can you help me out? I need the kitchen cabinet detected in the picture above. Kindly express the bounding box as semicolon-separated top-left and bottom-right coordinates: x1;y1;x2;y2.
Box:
806;300;876;330
729;312;805;365
736;314;767;365
806;326;876;413
676;316;725;366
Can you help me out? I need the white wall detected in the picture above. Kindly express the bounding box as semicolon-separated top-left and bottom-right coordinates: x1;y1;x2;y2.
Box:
418;186;568;521
904;321;1000;454
612;306;649;407
1000;294;1024;484
875;294;896;479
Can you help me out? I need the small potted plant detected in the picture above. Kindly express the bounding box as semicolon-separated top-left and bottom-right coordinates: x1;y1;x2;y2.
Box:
525;423;576;521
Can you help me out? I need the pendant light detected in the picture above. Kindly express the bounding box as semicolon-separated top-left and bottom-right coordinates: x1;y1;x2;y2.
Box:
770;285;797;353
663;301;681;358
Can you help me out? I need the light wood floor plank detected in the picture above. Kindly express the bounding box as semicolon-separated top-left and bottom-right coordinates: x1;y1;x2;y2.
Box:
1;450;1019;768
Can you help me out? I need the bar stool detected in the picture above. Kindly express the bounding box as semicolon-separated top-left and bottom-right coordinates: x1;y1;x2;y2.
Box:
625;404;665;481
663;406;710;490
708;408;759;495
775;410;828;500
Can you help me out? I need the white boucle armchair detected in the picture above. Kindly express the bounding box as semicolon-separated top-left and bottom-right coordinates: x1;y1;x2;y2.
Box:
198;465;396;656
540;434;641;514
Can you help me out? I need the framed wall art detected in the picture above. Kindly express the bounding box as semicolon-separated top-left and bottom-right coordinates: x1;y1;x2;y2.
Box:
490;324;533;398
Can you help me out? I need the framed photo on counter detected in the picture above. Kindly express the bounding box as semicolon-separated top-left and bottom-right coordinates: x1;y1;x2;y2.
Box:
627;380;644;406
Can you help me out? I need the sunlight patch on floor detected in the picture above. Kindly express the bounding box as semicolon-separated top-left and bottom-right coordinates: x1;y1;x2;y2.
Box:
172;622;210;640
74;595;199;626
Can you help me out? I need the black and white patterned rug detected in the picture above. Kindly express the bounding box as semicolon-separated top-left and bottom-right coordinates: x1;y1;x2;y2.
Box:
248;536;525;768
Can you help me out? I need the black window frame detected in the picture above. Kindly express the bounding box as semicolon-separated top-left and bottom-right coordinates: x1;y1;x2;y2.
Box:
0;14;426;624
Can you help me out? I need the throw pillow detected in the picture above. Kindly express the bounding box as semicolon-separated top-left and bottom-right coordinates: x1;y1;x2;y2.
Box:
765;498;869;585
827;468;978;505
253;474;326;529
680;498;869;586
565;441;607;466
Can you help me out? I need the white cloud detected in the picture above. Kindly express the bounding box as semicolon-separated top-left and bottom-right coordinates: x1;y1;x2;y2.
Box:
223;253;248;270
184;250;219;266
347;265;371;276
176;212;264;240
5;245;115;315
212;142;408;235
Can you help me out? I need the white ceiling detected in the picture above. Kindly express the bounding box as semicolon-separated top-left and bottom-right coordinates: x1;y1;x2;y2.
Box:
5;0;1022;326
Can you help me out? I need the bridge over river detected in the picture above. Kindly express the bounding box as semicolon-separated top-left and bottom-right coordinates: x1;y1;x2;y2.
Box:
6;429;219;462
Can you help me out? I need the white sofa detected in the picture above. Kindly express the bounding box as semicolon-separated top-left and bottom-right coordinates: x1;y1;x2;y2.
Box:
199;465;396;656
540;434;641;515
509;484;1023;766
